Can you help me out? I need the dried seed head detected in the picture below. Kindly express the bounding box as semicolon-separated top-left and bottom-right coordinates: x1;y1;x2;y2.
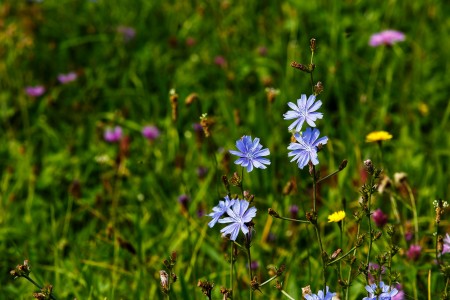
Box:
310;38;316;52
185;93;198;106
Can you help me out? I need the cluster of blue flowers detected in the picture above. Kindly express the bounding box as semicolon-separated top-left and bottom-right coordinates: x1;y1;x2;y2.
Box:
206;93;329;242
284;94;328;169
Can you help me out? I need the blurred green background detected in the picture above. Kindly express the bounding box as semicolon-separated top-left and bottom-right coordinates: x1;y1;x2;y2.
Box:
0;0;449;299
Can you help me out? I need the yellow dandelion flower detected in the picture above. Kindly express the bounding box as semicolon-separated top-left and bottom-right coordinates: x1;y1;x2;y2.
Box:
328;210;346;223
365;131;393;143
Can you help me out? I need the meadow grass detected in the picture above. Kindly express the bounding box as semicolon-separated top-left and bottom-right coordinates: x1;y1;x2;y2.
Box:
1;0;449;299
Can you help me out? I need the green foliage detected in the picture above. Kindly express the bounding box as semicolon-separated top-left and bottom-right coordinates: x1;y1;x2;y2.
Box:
0;0;449;299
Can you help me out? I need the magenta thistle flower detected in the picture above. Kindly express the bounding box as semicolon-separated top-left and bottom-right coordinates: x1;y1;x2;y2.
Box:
104;126;123;143
229;136;270;172
288;128;328;169
284;94;323;132
218;199;257;241
142;125;160;141
372;208;388;227
369;30;405;47
25;85;45;97
57;72;77;84
406;244;421;261
214;55;227;67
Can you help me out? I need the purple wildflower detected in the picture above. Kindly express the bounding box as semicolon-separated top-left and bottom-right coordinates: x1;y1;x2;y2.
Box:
117;26;136;42
248;260;259;270
372;208;388;227
369;30;405;47
289;205;299;219
218;199;257;241
57;72;77;84
104;126;123;143
443;233;450;254
142;125;160;141
25;85;45;97
196;166;208;179
257;46;268;56
186;37;196;47
392;284;404;300
214;55;227;67
229;136;270;172
406;244;421;261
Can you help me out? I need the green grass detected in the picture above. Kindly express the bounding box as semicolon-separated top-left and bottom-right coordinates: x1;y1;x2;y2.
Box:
1;0;449;299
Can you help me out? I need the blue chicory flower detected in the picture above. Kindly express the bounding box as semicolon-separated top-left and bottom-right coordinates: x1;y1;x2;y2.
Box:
218;199;257;241
229;136;270;172
207;196;236;228
304;286;336;300
287;127;328;169
284;94;323;132
363;281;398;300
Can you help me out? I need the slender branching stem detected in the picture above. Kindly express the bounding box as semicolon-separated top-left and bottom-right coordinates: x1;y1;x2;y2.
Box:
240;167;245;198
327;246;357;266
311;165;327;293
365;176;375;286
345;223;360;300
312;166;317;213
259;275;278;287
281;289;296;300
230;241;234;294
246;236;253;300
273;215;309;223
22;275;58;300
316;167;344;184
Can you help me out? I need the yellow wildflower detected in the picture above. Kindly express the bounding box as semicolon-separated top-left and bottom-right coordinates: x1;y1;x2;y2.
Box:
365;131;393;143
328;211;346;223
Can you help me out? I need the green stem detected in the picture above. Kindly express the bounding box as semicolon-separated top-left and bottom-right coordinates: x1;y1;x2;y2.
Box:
230;242;234;293
405;182;419;245
273;215;309;223
311;165;326;292
327;246;357;266
246;241;253;300
316;167;345;184
259;275;278;287
281;289;296;300
345;223;360;300
240;167;245;198
22;275;58;300
312;165;317;213
365;177;375;286
435;221;441;266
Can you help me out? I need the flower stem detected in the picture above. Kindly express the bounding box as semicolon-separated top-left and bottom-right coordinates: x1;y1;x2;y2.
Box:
312;165;317;213
246;241;253;300
230;241;234;294
365;176;375;286
281;289;296;300
240;167;245;198
311;165;327;293
22;275;58;300
345;223;360;300
405;181;419;245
